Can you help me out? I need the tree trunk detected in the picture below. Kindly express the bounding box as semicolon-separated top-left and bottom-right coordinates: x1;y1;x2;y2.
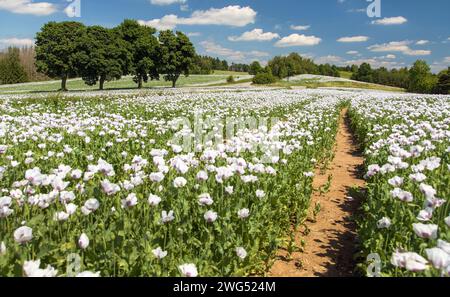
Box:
138;76;143;89
172;75;179;88
99;76;105;90
61;75;68;92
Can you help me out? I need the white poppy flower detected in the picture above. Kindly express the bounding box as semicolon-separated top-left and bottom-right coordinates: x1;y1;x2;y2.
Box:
14;226;33;244
204;210;218;223
412;223;438;239
152;247;168;259
78;233;89;250
235;247;247;260
148;194;162;207
179;263;198;277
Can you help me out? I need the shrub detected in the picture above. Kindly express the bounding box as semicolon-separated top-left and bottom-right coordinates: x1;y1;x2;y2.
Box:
226;75;235;83
252;72;276;85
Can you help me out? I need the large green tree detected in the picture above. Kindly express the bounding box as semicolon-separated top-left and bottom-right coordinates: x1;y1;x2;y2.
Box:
408;60;437;93
0;47;28;84
115;20;159;89
159;30;196;88
79;26;131;90
35;21;87;91
249;61;263;75
435;67;450;94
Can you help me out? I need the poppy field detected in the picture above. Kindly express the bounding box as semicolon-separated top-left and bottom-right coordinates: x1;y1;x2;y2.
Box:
0;89;449;277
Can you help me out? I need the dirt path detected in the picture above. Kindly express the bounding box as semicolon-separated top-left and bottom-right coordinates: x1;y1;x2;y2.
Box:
270;109;365;277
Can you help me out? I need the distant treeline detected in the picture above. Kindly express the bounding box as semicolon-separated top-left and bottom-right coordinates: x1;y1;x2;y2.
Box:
250;53;341;85
0;47;49;84
190;55;250;74
347;62;449;94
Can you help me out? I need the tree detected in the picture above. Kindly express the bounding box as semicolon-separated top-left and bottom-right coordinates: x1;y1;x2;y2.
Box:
159;30;196;88
0;47;28;84
352;63;373;82
249;61;263;75
35;21;87;91
115;19;160;89
408;60;437;94
252;72;276;84
79;26;131;90
435;67;450;94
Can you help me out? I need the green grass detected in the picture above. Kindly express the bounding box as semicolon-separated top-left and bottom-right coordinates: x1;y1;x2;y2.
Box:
212;70;249;76
339;71;354;79
270;80;405;92
0;75;237;94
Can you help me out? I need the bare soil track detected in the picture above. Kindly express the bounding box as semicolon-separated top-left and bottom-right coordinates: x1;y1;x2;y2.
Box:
270;109;365;277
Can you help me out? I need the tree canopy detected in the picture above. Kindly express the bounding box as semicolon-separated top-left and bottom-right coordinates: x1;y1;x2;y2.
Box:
159;30;196;88
35;21;87;91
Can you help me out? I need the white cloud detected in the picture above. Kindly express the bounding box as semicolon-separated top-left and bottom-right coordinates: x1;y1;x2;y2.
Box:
138;5;256;30
290;25;310;31
337;36;369;43
344;58;400;69
346;50;359;55
315;55;344;65
385;54;396;59
372;16;408;25
431;58;450;73
0;0;56;15
199;41;268;63
368;41;431;56
0;37;34;47
186;32;201;37
150;0;186;5
228;29;279;42
416;40;429;45
275;34;321;47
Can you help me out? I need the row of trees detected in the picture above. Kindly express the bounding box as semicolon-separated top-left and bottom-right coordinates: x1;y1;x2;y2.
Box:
0;47;28;84
351;61;449;94
35;20;196;90
0;47;49;84
190;55;229;74
248;53;340;81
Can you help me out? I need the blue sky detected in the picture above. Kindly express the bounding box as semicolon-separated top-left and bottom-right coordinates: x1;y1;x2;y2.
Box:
0;0;449;72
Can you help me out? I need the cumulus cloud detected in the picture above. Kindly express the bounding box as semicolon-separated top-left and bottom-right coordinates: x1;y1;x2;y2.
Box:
344;57;401;69
186;32;201;37
416;40;429;45
290;25;310;31
372;16;408;25
337;36;369;43
368;41;431;56
346;50;359;55
314;55;344;65
199;41;268;63
0;37;34;48
275;34;321;47
150;0;186;5
228;29;280;42
0;0;57;15
138;5;256;30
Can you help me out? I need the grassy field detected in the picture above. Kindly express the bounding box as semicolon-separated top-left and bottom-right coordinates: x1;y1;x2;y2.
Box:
339;71;353;79
0;75;247;94
212;70;249;75
271;79;405;92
